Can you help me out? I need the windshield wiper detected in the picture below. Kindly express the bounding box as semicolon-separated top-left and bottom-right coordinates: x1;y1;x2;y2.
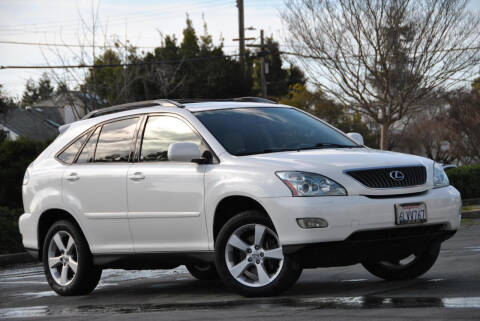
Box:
236;148;297;156
297;143;361;150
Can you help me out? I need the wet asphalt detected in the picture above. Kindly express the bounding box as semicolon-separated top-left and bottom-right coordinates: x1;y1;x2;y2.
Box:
1;218;479;321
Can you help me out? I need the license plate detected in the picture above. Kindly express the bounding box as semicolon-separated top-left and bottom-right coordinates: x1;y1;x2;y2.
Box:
395;203;427;225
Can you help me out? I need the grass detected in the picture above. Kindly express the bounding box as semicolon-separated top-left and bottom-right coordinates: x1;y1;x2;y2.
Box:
462;205;480;211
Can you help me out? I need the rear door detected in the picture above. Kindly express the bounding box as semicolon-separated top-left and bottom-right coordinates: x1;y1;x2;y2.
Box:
127;114;209;252
62;117;140;254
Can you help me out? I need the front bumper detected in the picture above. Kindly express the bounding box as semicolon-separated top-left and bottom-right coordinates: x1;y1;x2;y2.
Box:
260;185;461;246
284;224;456;268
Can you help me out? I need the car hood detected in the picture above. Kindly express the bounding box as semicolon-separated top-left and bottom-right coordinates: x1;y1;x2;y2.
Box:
243;147;434;195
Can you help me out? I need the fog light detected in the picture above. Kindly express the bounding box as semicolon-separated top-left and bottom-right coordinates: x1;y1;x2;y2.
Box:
296;218;328;229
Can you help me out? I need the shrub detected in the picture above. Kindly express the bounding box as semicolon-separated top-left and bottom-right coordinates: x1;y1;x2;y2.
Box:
0;138;48;209
0;207;23;254
446;164;480;200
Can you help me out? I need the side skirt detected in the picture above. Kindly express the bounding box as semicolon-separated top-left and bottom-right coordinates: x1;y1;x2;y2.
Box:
92;251;215;269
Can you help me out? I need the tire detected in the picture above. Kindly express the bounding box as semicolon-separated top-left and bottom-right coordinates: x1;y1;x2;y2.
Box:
362;243;441;281
186;263;219;280
42;220;102;295
215;210;302;297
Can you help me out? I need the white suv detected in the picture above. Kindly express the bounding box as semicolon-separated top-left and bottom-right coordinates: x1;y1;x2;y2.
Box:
19;98;461;297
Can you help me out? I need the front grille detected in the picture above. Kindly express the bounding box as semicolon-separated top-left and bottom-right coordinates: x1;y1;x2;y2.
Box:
346;165;426;188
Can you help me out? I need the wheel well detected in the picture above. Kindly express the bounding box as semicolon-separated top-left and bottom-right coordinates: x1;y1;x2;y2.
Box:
37;209;85;261
213;196;272;241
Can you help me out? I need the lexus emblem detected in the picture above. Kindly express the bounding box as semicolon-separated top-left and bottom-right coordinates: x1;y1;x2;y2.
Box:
389;170;405;181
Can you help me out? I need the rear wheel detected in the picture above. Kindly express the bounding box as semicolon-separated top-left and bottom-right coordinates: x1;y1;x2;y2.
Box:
186;263;219;280
215;211;302;297
362;243;441;281
42;220;102;295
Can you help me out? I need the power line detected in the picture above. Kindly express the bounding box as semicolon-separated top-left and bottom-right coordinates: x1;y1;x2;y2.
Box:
0;40;157;49
0;54;240;70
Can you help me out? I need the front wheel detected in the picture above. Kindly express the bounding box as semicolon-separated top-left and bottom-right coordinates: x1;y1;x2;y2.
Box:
215;211;302;297
42;220;102;295
362;243;441;281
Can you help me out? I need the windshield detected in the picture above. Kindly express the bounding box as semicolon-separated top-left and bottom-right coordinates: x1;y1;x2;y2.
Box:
194;107;360;156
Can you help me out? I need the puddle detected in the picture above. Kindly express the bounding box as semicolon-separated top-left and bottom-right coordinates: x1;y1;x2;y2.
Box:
0;306;49;319
1;296;479;318
340;279;368;282
21;291;56;299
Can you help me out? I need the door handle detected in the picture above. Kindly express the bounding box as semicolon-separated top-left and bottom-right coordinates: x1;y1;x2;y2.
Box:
66;173;80;182
129;172;145;181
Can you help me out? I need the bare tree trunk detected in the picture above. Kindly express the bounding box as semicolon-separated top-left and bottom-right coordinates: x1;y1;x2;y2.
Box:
380;122;390;150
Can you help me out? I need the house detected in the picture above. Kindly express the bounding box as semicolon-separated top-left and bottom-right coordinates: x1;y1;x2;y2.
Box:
0;91;93;141
32;91;89;124
0;107;60;141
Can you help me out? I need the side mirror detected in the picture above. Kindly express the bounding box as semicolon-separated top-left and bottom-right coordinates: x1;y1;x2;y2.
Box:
168;142;201;162
347;132;364;145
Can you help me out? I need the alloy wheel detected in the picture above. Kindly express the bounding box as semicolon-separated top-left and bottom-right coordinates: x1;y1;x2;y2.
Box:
225;223;284;287
47;231;78;286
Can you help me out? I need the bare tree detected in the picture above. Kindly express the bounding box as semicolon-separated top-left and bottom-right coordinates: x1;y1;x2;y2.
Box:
41;1;183;113
282;0;480;149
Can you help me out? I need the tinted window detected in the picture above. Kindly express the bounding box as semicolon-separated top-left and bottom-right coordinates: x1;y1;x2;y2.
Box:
195;107;359;156
76;127;100;163
57;130;90;164
140;116;205;162
95;118;139;162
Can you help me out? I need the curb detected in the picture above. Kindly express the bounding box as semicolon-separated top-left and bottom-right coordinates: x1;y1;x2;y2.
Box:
0;252;35;267
462;209;480;219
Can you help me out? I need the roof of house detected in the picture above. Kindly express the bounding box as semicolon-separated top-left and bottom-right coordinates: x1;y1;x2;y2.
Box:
0;107;60;141
33;91;87;109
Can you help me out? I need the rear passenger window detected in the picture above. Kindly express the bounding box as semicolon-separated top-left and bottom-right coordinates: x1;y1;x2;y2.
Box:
94;118;139;162
76;127;100;163
57;130;91;164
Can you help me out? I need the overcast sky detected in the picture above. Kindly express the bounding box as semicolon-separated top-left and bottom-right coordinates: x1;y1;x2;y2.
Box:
0;0;479;98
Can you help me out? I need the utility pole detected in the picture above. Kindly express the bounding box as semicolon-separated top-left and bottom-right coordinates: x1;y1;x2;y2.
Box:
236;0;245;70
246;29;268;97
260;29;267;97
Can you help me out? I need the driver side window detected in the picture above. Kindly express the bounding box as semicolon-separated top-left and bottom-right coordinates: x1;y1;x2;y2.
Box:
140;116;206;162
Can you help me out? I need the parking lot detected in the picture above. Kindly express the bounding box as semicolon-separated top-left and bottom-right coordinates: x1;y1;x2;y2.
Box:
1;218;479;321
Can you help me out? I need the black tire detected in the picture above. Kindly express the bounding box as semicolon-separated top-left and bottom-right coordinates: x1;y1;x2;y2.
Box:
362;243;441;281
186;263;219;280
215;210;302;297
42;220;102;295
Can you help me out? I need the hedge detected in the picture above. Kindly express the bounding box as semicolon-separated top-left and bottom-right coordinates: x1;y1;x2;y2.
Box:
446;164;480;200
0;137;48;209
0;207;23;254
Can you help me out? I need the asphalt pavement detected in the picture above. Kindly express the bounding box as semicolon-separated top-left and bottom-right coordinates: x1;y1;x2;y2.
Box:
1;218;479;321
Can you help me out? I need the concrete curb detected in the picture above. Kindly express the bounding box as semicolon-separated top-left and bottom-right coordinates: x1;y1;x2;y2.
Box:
462;209;480;219
0;252;35;267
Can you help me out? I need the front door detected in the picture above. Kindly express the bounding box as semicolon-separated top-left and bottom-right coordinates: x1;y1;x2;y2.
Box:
127;115;209;252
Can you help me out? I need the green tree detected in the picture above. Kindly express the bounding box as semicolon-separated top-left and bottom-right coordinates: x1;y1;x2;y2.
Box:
83;49;125;106
253;38;305;98
472;77;480;93
0;84;14;115
21;73;54;106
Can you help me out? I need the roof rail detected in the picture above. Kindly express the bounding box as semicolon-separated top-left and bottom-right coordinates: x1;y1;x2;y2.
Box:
231;97;278;104
174;97;278;104
81;99;184;119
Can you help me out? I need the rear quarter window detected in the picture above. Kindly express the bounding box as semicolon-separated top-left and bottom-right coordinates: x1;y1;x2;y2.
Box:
57;130;91;164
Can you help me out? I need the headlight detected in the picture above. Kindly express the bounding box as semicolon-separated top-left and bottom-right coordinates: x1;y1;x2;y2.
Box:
433;163;449;188
276;171;347;196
